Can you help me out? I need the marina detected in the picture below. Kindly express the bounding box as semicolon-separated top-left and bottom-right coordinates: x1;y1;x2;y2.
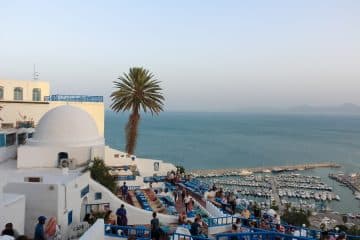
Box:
195;171;344;213
189;162;341;177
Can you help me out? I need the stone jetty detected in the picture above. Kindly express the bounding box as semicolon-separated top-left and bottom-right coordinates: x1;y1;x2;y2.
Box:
189;162;340;177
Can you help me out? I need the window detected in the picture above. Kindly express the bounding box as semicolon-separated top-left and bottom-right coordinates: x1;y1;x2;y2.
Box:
0;86;3;100
0;134;5;147
1;123;14;129
81;185;90;198
28;133;33;138
14;87;23;100
24;177;43;182
68;210;73;225
32;88;41;101
5;133;16;146
16;121;34;128
95;192;102;200
17;133;26;145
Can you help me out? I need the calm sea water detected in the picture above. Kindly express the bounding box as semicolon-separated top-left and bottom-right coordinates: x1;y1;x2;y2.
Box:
105;111;360;213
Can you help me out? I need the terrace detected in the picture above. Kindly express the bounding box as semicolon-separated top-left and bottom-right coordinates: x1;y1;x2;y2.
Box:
79;218;360;240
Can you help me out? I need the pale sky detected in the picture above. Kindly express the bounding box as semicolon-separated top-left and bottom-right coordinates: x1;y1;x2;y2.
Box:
0;0;359;111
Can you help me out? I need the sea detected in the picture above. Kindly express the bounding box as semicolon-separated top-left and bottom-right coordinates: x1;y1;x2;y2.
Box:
105;111;360;213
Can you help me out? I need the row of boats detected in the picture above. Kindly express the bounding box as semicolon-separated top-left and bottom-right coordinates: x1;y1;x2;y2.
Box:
278;188;340;201
212;179;271;189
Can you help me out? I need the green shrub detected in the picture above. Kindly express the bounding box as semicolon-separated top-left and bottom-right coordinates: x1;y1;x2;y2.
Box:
281;209;310;227
85;158;117;193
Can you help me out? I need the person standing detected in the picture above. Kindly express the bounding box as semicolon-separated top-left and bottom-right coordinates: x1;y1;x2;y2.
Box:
116;204;128;226
173;189;178;202
121;182;129;201
1;223;19;239
44;217;61;240
150;212;160;240
34;216;47;240
104;210;116;225
184;194;190;213
181;189;186;203
190;217;202;236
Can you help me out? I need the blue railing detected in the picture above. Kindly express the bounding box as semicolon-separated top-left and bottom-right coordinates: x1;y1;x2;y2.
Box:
116;175;136;181
172;232;210;240
128;185;141;190
143;176;167;183
215;232;315;240
44;94;103;102
104;224;151;239
206;216;360;239
205;216;234;227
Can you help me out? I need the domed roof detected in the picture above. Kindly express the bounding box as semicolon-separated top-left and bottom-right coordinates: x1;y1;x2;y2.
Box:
29;105;104;146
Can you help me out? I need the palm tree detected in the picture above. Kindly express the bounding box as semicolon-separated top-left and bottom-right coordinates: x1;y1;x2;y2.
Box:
110;67;164;155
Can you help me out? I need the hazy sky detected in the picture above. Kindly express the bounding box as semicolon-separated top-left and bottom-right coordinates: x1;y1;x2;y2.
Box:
1;0;359;111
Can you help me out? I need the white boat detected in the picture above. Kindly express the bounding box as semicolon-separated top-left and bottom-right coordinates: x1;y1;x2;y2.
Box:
239;170;253;176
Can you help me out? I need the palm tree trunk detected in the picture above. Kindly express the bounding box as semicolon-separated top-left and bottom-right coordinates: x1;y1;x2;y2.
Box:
125;110;140;155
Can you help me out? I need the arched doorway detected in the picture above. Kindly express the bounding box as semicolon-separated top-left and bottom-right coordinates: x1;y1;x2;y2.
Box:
58;152;68;160
58;152;69;167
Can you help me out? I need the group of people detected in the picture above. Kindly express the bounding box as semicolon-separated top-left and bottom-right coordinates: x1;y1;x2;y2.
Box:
1;216;61;240
167;170;187;185
214;186;238;214
34;216;61;240
172;186;195;214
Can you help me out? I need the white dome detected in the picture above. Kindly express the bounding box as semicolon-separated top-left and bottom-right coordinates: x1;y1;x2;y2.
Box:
29;105;104;146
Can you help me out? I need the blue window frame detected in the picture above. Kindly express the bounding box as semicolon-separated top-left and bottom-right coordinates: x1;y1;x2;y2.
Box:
0;134;5;147
95;192;102;200
81;185;89;198
68;210;73;225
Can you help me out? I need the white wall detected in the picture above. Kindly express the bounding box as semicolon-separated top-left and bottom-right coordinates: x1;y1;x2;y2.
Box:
88;179;178;225
3;182;59;237
79;219;104;240
0;145;17;163
104;147;177;177
3;172;91;239
57;173;91;240
0;194;25;235
17;145;99;168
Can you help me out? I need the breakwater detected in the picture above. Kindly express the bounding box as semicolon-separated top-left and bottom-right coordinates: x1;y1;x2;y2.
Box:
189;162;340;177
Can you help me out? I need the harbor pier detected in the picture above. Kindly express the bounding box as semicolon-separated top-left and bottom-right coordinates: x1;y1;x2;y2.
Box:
189;162;341;177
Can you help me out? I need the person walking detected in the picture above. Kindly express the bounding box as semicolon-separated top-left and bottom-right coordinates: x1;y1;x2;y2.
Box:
34;216;47;240
150;212;161;240
121;182;129;201
116;204;128;226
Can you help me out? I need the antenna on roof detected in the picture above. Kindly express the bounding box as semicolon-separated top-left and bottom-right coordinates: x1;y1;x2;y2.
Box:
33;64;40;80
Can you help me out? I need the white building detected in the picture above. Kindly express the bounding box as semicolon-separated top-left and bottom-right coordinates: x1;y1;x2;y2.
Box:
0;83;177;239
0;79;105;163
